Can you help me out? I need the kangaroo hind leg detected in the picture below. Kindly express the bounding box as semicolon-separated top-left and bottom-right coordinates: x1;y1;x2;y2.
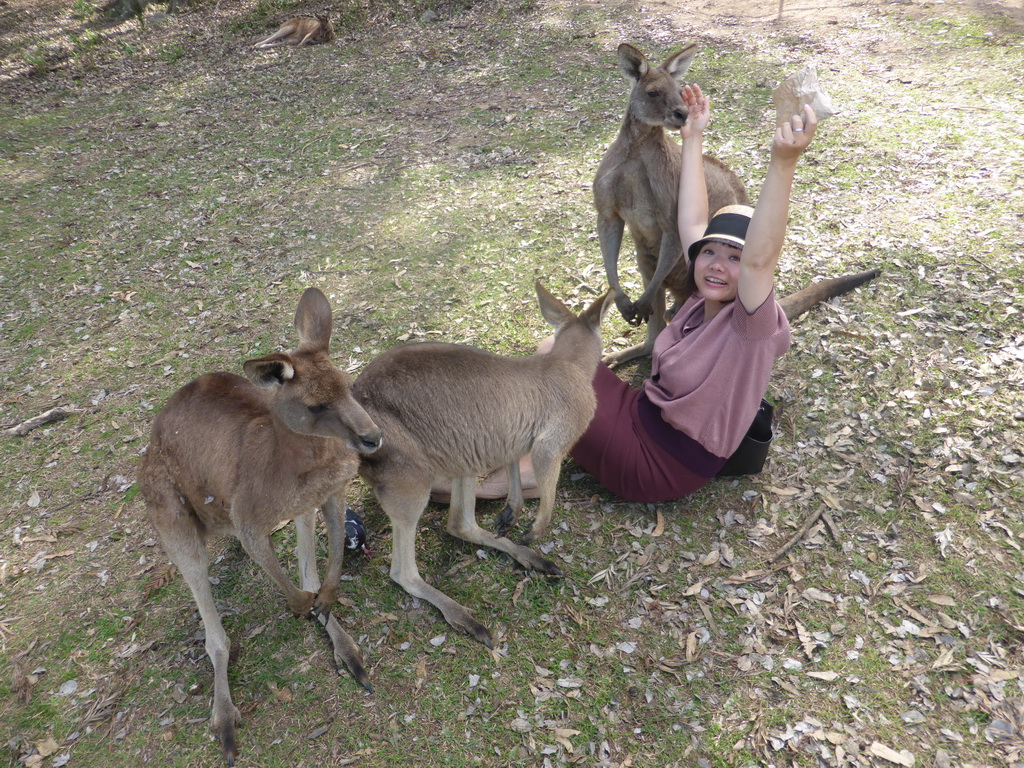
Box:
151;499;241;764
380;481;494;648
447;477;561;577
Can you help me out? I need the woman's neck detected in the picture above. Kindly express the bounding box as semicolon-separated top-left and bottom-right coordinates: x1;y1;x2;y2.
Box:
702;299;725;323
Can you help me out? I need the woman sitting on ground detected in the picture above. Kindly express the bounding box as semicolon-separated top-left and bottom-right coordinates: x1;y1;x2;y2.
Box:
569;90;818;502
439;88;818;504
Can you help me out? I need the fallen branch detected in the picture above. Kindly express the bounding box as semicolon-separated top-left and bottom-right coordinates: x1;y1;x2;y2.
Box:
5;407;83;436
771;507;826;562
821;510;841;544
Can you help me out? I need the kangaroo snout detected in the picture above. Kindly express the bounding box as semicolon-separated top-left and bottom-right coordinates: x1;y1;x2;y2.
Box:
353;428;382;454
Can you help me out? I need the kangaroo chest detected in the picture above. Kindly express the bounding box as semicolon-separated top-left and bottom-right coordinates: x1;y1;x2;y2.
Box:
599;137;679;231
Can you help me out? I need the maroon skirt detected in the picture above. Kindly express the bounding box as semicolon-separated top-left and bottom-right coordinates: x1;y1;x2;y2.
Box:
570;364;725;503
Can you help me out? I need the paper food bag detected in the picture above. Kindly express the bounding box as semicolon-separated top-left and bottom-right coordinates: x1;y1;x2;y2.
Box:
772;66;837;127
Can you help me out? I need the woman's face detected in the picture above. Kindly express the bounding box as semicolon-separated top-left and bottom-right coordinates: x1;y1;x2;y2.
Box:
694;240;742;302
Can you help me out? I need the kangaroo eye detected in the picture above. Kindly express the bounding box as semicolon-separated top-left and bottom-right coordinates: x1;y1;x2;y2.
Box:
307;404;329;415
646;90;659;99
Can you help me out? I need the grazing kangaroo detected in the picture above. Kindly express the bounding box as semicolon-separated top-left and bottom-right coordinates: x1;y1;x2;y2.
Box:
353;282;614;648
138;287;381;767
595;42;748;367
253;14;336;48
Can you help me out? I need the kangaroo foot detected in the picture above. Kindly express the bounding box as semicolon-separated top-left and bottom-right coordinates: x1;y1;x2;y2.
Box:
214;703;242;767
321;613;372;692
451;610;493;649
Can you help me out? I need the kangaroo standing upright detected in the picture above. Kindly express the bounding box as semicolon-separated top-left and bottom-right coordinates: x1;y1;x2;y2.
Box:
353;283;613;648
594;43;748;367
139;287;381;767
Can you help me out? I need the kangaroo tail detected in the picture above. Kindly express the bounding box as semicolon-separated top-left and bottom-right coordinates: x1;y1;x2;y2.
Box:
779;269;882;321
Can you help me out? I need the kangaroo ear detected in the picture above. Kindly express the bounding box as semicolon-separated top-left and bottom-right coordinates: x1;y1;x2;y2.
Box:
662;43;698;83
580;287;615;327
535;281;574;331
598;288;615;322
243;353;295;388
617;43;648;82
294;287;333;351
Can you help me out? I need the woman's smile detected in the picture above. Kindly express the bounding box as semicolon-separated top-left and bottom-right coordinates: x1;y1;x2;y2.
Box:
695;240;742;300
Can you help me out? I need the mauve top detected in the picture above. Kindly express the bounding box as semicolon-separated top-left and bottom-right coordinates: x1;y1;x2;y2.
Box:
640;290;791;472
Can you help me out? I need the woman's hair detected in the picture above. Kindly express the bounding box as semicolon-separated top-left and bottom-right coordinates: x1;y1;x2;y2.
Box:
685;255;700;297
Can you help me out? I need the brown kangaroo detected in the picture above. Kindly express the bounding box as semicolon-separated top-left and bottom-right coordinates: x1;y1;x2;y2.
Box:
253;14;336;48
138;287;381;767
353;283;614;648
595;42;748;367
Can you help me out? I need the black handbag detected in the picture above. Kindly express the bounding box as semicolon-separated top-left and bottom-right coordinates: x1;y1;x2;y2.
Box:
717;399;774;477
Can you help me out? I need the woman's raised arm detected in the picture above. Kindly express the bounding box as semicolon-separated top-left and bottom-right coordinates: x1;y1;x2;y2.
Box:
737;104;818;314
677;85;712;255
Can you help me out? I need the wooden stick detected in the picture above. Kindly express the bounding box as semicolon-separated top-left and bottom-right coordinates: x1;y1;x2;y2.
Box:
821;510;841;544
5;407;82;436
770;507;825;562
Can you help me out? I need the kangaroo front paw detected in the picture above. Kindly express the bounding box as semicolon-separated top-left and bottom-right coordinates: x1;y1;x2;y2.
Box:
286;589;316;617
312;585;337;617
494;504;516;538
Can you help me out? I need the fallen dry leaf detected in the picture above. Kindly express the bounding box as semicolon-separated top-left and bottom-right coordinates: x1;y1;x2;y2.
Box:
267;681;293;703
802;587;834;604
553;727;580;752
652;509;665;537
414;657;427;691
868;740;915;766
685;632;698;661
806;670;840;681
41;551;74;561
511;578;526;606
34;737;59;758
